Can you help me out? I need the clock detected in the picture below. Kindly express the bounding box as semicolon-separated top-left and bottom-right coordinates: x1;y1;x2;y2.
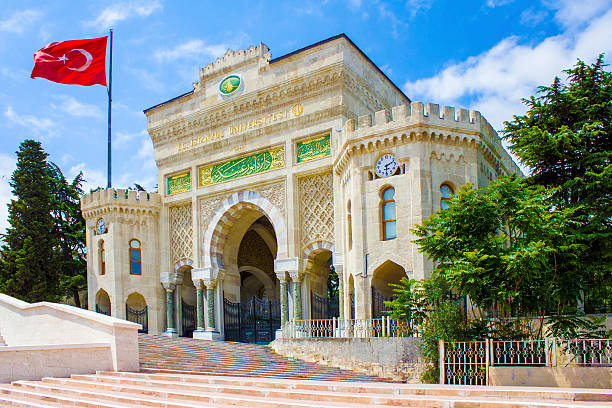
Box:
375;154;398;178
96;218;107;235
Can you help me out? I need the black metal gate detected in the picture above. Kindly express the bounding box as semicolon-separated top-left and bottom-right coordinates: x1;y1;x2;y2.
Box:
371;287;395;318
125;305;148;333
311;292;340;319
95;304;110;316
223;296;280;344
181;300;196;337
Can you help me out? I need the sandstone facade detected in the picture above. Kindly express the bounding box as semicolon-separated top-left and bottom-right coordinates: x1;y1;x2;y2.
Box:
81;34;520;338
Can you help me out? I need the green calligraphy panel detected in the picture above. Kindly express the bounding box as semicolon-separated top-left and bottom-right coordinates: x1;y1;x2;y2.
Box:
199;146;285;187
296;134;331;163
167;172;191;195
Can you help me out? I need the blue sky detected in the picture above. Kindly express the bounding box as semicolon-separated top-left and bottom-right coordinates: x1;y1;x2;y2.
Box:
0;0;611;233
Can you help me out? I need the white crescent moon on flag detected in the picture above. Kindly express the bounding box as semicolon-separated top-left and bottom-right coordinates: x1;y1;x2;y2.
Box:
67;49;93;72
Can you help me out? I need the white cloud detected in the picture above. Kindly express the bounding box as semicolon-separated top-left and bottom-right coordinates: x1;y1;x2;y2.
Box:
51;95;104;118
520;8;548;26
153;39;229;63
0;9;42;33
69;163;106;192
137;137;153;160
115;129;147;147
0;153;16;236
86;0;162;30
126;67;164;93
486;0;514;7
548;0;612;28
5;106;59;139
403;7;612;130
405;0;432;17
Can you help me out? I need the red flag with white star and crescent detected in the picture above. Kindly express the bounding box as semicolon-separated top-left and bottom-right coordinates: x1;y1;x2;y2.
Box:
31;36;108;86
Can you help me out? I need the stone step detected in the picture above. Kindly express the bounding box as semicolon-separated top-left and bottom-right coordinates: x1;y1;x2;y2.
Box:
11;379;386;408
0;384;136;407
137;333;389;382
99;371;612;403
53;373;611;407
139;366;382;382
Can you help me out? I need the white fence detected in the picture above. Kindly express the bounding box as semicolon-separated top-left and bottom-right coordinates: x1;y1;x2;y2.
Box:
440;338;612;385
281;317;419;339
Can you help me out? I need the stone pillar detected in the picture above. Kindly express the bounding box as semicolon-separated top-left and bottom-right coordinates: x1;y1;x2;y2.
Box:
289;271;304;320
333;253;345;321
162;283;177;337
205;281;216;330
276;272;289;326
191;267;223;340
194;280;205;332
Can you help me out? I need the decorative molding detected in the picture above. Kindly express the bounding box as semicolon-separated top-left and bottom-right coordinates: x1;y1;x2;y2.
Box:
299;172;334;248
254;182;286;216
296;134;331;163
170;203;193;264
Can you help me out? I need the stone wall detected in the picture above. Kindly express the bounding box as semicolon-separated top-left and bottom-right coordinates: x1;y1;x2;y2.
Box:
0;293;140;381
269;337;425;382
489;366;612;389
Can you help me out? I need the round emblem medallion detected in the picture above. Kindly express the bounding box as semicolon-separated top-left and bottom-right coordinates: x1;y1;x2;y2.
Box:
218;75;242;96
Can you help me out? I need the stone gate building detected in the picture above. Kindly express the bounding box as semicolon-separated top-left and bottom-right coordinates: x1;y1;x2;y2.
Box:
81;34;520;341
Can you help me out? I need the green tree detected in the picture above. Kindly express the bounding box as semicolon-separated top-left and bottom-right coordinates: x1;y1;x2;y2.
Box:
503;55;612;312
412;176;576;321
0;140;60;302
48;163;87;308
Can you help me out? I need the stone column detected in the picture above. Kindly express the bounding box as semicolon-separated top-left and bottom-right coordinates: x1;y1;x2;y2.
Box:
191;267;222;340
205;280;217;330
162;282;177;337
333;253;345;321
276;272;289;326
289;271;303;320
194;280;205;332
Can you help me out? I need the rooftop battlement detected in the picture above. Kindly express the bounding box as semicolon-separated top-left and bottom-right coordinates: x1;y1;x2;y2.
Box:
198;43;271;82
80;188;162;211
341;101;521;175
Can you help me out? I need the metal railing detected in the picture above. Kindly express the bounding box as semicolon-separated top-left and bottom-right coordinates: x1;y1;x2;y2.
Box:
440;338;612;385
281;317;419;339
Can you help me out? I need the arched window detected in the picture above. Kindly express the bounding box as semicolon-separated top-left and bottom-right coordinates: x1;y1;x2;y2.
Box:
381;187;397;240
347;200;352;251
98;240;105;275
440;184;454;210
129;239;142;275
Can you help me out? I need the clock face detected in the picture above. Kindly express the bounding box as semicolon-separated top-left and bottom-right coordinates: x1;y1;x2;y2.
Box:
96;218;106;235
375;154;398;178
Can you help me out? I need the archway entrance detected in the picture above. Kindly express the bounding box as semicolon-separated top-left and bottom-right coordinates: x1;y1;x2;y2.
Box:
223;215;281;343
125;292;148;333
179;266;196;338
95;289;111;316
306;248;339;319
371;260;406;318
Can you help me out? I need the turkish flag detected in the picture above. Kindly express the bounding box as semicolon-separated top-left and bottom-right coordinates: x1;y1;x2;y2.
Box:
31;36;108;86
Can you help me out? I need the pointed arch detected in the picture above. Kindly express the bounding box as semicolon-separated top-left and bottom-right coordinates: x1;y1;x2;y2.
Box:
202;190;286;269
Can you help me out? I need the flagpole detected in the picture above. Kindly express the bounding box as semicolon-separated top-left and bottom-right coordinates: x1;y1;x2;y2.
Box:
107;29;113;188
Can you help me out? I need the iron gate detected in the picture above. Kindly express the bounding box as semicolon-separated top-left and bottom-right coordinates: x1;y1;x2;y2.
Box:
181;300;196;337
125;305;148;333
372;287;395;318
310;292;340;319
223;296;281;344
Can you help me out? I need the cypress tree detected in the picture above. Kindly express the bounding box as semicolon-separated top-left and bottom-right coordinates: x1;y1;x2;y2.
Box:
0;140;60;302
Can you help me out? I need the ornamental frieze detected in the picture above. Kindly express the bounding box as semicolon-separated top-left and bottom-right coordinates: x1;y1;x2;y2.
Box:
199;146;285;187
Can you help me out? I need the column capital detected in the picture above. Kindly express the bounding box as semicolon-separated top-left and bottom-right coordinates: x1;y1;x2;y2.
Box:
193;279;204;290
275;271;288;283
162;282;176;292
161;271;180;289
288;270;305;282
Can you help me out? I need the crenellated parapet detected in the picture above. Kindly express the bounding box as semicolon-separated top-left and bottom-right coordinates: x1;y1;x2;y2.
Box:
80;188;162;221
196;43;271;88
334;101;521;177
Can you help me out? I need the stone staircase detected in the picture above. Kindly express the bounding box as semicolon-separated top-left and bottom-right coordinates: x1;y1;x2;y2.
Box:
138;333;389;382
0;334;610;407
1;371;611;407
